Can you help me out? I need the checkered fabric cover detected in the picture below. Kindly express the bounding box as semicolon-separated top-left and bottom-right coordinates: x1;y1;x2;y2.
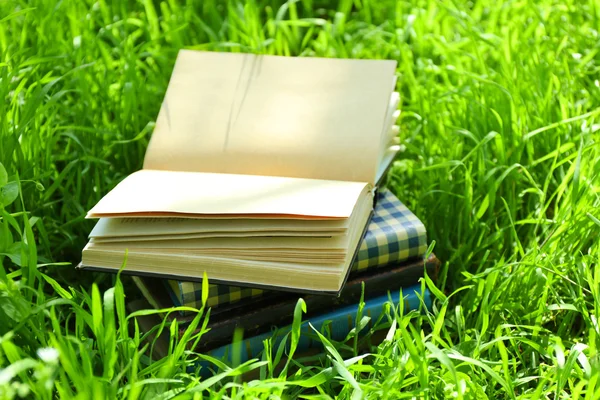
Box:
166;188;427;309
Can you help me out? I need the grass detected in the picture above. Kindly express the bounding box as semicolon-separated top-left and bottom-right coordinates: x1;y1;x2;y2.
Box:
1;0;600;398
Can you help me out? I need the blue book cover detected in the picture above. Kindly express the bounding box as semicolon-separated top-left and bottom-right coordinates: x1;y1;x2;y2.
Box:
199;284;430;372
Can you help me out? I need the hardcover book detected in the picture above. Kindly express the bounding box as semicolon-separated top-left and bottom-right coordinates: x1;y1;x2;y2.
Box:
131;253;439;354
78;50;402;294
204;284;431;368
127;283;432;369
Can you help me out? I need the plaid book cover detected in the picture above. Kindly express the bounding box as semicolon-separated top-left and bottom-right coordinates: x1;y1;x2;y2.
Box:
166;188;427;309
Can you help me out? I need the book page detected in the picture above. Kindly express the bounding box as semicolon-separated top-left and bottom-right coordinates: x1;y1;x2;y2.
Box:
89;212;349;238
143;50;396;185
81;188;373;292
88;234;350;250
90;231;342;242
87;169;370;219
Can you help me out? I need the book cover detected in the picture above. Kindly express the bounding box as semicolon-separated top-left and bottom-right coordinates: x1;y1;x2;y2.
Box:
127;284;432;373
199;284;431;373
130;253;439;354
191;254;439;352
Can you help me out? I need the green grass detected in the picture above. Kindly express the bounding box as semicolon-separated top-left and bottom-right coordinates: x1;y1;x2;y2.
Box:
1;0;600;398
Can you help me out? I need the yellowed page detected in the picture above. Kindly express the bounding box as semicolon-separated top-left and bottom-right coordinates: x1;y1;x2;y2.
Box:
88;233;350;250
89;213;349;238
382;93;400;139
91;231;342;242
87;169;369;219
82;246;343;291
376;145;401;183
85;246;345;264
81;187;373;292
143;50;396;184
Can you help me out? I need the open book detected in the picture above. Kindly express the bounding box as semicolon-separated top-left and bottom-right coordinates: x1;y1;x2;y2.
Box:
79;50;401;294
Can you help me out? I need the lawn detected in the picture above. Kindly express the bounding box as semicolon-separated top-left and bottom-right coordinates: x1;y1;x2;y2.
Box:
1;0;600;398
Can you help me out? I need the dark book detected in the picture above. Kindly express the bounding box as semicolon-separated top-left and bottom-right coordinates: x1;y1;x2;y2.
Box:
130;253;439;357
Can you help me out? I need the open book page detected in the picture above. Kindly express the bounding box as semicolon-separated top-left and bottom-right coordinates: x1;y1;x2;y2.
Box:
81;188;373;292
87;234;351;250
86;169;370;219
82;242;349;289
89;213;350;238
143;50;397;185
87;249;345;264
376;146;401;183
90;231;343;242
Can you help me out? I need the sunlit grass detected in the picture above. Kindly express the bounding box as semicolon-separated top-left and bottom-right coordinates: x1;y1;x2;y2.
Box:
1;0;600;398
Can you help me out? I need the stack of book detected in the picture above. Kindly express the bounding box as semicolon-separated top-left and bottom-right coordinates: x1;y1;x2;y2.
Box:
130;188;438;363
78;50;439;363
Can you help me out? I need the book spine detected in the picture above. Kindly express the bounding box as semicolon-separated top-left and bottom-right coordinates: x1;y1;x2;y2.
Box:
354;194;428;272
199;285;430;371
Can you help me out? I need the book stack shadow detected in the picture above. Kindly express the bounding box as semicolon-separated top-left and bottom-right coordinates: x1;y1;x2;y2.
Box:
76;50;440;370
